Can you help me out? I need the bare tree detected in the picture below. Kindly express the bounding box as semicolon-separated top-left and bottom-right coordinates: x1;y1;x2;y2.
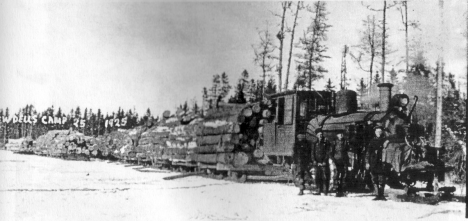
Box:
350;15;380;89
274;2;291;92
396;1;421;76
253;23;276;98
435;0;444;148
362;1;397;83
284;1;303;91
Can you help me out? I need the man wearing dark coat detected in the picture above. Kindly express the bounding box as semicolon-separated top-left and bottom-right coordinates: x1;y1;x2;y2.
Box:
292;134;312;196
330;131;349;197
366;126;389;201
311;128;330;196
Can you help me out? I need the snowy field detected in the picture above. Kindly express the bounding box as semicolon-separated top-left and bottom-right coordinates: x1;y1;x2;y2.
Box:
0;150;465;221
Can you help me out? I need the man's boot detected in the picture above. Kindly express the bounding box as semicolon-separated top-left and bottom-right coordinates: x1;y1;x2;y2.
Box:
335;191;344;197
298;190;304;196
378;186;387;201
372;186;387;201
372;187;381;201
373;184;379;195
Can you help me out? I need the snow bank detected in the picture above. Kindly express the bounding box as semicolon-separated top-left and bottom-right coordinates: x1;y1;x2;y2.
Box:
0;150;464;221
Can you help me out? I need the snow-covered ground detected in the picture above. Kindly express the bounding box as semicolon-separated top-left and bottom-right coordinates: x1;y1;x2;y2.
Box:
0;150;465;221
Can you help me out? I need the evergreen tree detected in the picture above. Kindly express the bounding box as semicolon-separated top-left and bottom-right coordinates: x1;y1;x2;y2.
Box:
96;109;102;136
75;107;81;119
182;102;188;112
55;107;63;130
296;1;332;90
83;108;88;133
192;101;199;114
265;77;277;95
220;72;232;101
389;67;398;84
209;74;221;104
374;72;381;84
325;78;335;92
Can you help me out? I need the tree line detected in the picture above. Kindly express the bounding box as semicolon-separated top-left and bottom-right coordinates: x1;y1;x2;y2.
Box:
0;106;155;140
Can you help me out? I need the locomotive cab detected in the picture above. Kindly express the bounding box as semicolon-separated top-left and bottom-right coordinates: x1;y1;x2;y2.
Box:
263;91;335;162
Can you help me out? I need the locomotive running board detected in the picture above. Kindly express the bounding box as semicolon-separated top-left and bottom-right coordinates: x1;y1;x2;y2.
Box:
246;175;290;181
216;163;290;175
216;163;264;172
172;161;197;167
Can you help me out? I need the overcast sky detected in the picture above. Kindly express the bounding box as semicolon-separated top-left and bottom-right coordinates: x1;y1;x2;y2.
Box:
0;0;466;117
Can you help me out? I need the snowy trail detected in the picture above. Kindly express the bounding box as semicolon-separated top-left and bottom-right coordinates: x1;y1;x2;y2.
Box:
0;150;464;221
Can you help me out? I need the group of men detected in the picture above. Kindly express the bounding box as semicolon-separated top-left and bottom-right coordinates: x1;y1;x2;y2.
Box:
293;123;389;201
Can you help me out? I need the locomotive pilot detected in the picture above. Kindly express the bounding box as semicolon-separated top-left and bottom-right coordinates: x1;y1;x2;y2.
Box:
365;126;389;201
311;128;331;196
292;133;312;196
330;131;349;197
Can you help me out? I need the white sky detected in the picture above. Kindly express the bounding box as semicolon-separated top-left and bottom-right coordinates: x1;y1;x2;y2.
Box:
0;0;466;117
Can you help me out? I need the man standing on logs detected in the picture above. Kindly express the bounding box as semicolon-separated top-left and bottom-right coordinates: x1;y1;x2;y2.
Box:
330;131;349;197
311;128;331;196
366;125;389;201
292;133;312;196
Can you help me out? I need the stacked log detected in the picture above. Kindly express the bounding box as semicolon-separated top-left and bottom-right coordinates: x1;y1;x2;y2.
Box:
161;117;198;161
5;138;29;152
136;109;202;164
34;130;91;159
135;102;273;167
190;102;272;167
91;128;139;159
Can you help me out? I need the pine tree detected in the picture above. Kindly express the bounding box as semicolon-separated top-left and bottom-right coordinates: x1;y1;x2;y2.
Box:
389;67;398;84
296;1;332;90
182;101;188;112
253;23;277;95
325;78;335;92
220;72;232;101
265;77;277;95
96;109;102;136
374;72;381;84
55;108;63;130
83;108;88;133
209;74;221;105
75;107;81;119
192;101;199;114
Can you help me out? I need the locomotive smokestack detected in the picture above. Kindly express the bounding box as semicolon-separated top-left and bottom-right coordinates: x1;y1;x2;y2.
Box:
377;83;393;112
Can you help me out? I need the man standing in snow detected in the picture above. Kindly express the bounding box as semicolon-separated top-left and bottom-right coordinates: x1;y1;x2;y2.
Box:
330;131;349;197
292;133;312;196
311;128;330;196
366;126;389;201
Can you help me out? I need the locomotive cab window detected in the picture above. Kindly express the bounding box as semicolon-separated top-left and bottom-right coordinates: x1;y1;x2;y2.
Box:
276;96;293;125
284;96;294;124
300;99;307;117
277;97;285;124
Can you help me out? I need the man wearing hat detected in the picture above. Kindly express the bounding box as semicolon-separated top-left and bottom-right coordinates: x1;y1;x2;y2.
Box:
311;128;331;196
365;125;389;201
330;131;349;197
292;133;312;195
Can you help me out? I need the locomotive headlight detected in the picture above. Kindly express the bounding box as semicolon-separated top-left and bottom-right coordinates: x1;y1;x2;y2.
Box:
399;97;409;107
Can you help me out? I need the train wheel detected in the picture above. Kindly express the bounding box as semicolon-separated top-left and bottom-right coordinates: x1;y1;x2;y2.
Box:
214;171;226;180
230;171;239;181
